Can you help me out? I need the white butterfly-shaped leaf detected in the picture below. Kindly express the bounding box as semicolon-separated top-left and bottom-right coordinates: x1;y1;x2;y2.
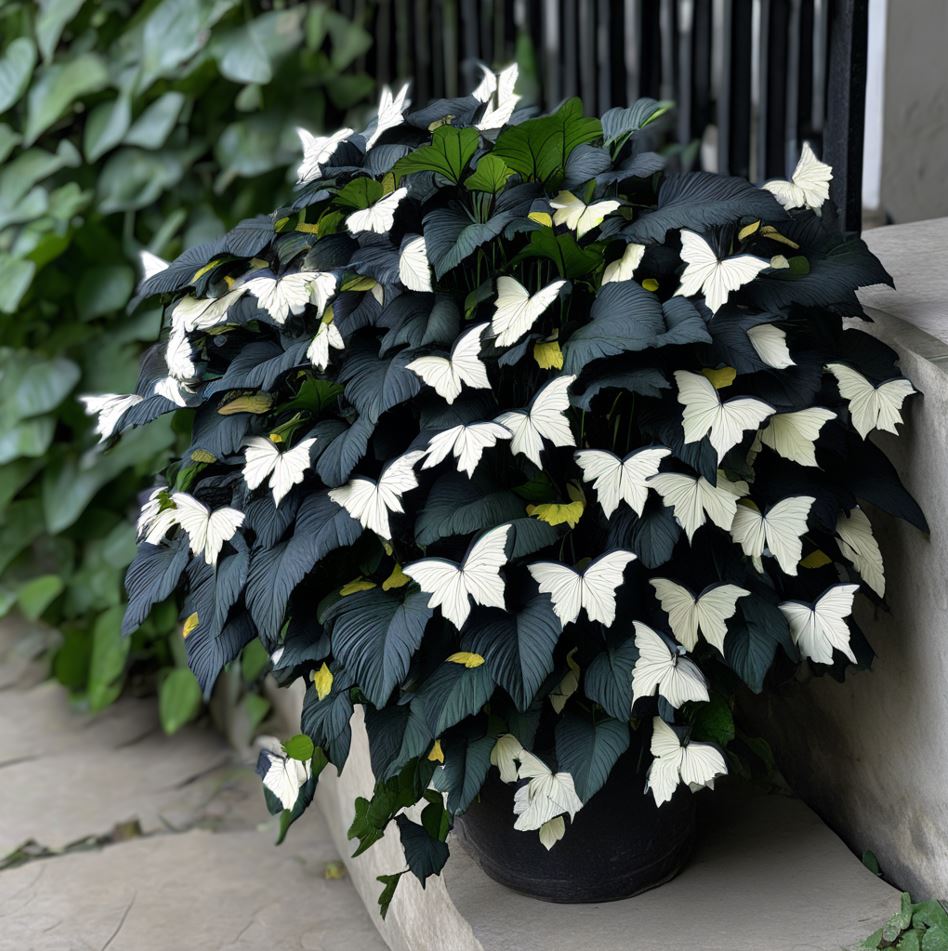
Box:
836;507;885;597
602;242;646;285
675;230;770;314
826;363;916;440
675;370;774;463
139;250;169;281
550;191;621;239
79;393;143;441
306;316;345;370
512;749;583;831
528;549;636;628
345;186;408;235
242;436;317;506
256;743;312;811
474;63;521;130
243;271;333;325
779;583;860;665
763;142;833;210
421;421;512;477
137;488;178;545
758;407;836;467
151;375;194;408
495;374;576;467
327;450;425;539
171;492;245;566
646;717;727;807
171;286;249;332
631;621;709;708
649;471;744;542
165;326;196;381
574;446;670;518
364;82;410;150
398;235;432;292
747;323;794;368
403;523;510;629
405;322;490;404
537;816;566;850
491;276;566;348
296;126;353;184
491;733;524;784
649;579;750;653
730;496;815;575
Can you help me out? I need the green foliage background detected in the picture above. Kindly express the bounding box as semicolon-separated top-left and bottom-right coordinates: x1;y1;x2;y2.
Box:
0;0;377;723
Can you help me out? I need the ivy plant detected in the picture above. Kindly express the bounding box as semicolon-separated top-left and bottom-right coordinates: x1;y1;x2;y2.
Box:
99;66;925;913
0;0;374;721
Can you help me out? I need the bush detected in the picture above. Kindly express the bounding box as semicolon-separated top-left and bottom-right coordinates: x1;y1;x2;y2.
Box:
104;68;924;913
0;0;374;718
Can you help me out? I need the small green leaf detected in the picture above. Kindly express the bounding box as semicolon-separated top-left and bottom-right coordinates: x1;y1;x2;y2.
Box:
158;668;203;735
376;871;403;919
283;733;316;761
394;126;480;184
124;92;185;149
83;95;132;163
16;574;64;621
465;154;515;193
87;605;131;712
24;53;109;144
690;693;735;747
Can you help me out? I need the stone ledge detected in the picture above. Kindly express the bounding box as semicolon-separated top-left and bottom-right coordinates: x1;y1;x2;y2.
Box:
315;709;899;951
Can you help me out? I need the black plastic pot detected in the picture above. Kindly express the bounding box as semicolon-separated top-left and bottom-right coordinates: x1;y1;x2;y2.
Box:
454;743;695;903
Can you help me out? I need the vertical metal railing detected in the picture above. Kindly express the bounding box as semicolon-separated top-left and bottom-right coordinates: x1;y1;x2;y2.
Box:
352;0;868;230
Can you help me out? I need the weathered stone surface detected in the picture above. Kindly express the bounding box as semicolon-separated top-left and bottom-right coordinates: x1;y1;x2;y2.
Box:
316;709;900;951
748;217;948;900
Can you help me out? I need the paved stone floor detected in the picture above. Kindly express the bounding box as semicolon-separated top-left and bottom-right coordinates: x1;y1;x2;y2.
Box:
0;623;386;951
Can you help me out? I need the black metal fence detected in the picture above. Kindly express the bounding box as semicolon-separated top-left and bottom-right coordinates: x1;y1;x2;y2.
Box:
337;0;868;230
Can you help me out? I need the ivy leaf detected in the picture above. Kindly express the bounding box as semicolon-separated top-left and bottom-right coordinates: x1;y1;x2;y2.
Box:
554;710;630;801
625;172;787;243
338;343;422;423
376;872;404;919
415;473;524;547
418;661;494;736
510;228;602;279
584;635;638;720
563;281;664;373
394;126;480;184
465;153;515;193
423;206;516;279
325;588;433;706
465;597;560;710
396;814;450;885
432;733;493;814
493;98;601;184
122;538;190;636
245;493;362;635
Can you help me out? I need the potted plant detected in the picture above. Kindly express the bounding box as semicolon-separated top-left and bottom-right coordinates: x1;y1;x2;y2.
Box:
93;67;926;914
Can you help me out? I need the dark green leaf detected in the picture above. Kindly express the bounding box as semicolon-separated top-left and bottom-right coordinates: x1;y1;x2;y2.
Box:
423;207;516;279
584;636;638;720
465;153;515;193
394;126;480;184
511;228;601;279
376;872;404;919
554;711;629;801
415;474;524;547
432;733;493;814
396;814;449;885
418;662;493;736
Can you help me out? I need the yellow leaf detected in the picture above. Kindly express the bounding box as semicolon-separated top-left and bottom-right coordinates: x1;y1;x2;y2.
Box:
800;549;833;569
323;861;347;880
446;652;485;668
428;116;454;131
527;484;585;528
296;221;319;234
321;306;336;326
223;275;235;288
770;254;790;270
250;257;270;270
190;258;222;282
427;739;444;763
738;219;761;241
381;540;394;557
382;564;410;590
340;578;376;596
381;172;397;195
217;393;274;416
343;275;377;293
701;366;737;389
190;449;216;464
528;211;554;228
641;278;659;292
311;663;334;700
274;216;290;231
533;338;564;370
182;612;199;639
761;225;800;249
268;432;284;444
549;649;579;713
